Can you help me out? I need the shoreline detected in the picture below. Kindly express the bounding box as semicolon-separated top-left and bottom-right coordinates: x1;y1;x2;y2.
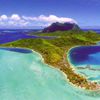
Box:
66;46;100;90
1;45;100;91
1;37;100;90
3;46;100;93
37;44;100;91
26;45;100;91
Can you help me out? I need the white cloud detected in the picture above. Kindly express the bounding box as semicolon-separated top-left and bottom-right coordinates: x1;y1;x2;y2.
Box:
0;15;8;20
38;15;77;23
0;14;77;28
22;15;77;23
10;14;21;20
22;16;37;21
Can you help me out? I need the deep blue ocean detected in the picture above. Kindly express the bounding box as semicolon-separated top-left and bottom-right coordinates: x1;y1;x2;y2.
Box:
68;46;100;82
0;29;39;44
69;46;100;66
82;29;100;33
0;29;57;44
0;28;99;44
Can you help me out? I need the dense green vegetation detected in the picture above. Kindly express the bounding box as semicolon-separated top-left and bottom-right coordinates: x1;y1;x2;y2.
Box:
1;30;100;90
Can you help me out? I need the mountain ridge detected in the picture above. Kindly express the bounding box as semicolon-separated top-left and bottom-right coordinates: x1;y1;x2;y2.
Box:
42;22;80;32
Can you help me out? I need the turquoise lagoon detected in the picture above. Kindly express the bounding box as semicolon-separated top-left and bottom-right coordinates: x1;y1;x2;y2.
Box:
0;48;100;100
68;46;100;83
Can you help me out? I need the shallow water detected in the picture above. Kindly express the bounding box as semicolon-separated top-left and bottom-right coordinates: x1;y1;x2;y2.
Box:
68;46;100;82
0;48;100;100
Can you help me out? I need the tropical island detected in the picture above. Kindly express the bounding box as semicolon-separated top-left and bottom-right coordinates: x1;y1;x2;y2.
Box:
1;22;100;90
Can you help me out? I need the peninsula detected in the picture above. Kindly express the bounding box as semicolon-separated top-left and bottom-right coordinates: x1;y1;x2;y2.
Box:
1;28;100;90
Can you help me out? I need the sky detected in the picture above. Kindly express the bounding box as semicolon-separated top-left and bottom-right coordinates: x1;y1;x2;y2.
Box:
0;0;100;28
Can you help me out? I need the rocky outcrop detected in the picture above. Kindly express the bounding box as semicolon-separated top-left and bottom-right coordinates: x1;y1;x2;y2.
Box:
42;22;80;32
